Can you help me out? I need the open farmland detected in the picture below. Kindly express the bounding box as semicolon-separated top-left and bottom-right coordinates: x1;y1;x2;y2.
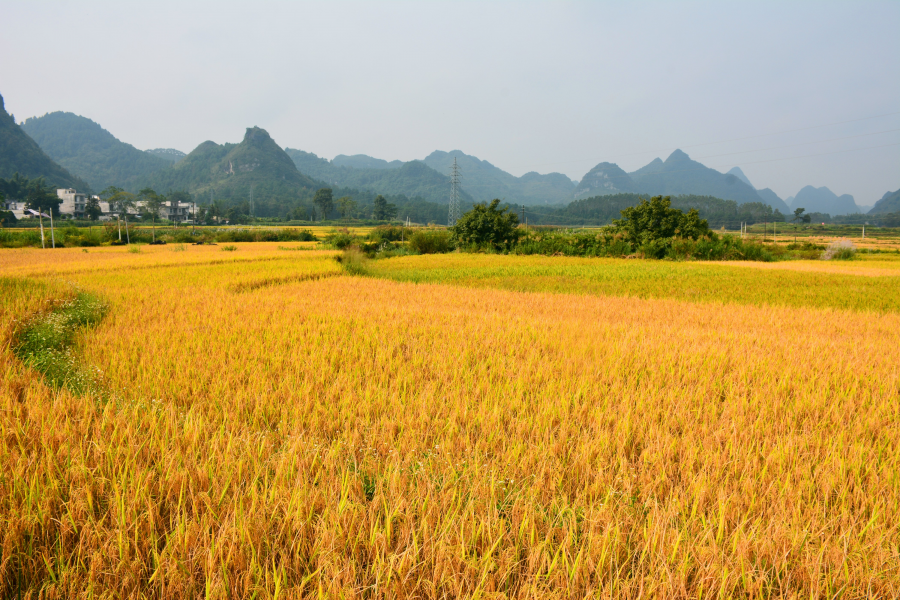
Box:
2;243;899;598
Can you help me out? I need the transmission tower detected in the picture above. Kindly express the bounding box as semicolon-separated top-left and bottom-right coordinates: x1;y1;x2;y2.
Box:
448;157;461;226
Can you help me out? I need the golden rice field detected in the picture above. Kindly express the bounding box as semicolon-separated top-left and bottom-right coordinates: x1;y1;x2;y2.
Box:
1;243;899;599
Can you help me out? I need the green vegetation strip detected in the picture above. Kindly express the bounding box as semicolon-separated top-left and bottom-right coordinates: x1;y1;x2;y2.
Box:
12;291;107;395
368;254;900;313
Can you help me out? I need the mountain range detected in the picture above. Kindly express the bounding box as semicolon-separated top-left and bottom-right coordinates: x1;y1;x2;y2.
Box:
21;111;172;192
3;90;893;218
0;93;86;190
283;148;474;205
573;151;791;213
144;127;320;208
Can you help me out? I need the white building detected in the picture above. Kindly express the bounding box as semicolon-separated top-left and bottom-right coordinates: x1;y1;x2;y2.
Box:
57;188;87;218
2;199;27;220
52;188;193;222
55;189;112;219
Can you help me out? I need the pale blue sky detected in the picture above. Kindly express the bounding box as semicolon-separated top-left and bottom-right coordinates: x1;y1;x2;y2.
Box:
2;0;898;204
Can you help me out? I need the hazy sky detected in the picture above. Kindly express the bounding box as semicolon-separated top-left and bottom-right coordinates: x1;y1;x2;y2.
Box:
2;1;898;204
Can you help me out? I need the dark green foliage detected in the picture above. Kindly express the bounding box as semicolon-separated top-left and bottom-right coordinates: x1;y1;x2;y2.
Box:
612;196;712;254
25;179;63;216
792;208;811;223
0;94;87;190
21;111;171;192
512;229;777;262
324;229;358;250
314;188;334;219
373;195;398;220
408;229;453;254
368;225;410;243
85;196;102;221
451;199;521;251
1;209;16;226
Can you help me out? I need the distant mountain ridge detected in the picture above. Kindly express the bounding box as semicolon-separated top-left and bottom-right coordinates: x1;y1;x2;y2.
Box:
21;111;171;192
573;150;789;212
146;148;186;163
146;127;320;206
0;93;86;190
868;188;900;214
333;154;404;170
284;148;474;205
286;148;576;205
420;150;576;205
789;186;860;215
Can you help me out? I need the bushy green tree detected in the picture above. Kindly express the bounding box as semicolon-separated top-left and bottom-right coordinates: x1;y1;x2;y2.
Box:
85;196;102;221
313;188;334;220
337;196;357;219
612;196;711;254
102;186;136;218
451;199;521;251
373;195;397;221
792;207;811;223
25;180;62;217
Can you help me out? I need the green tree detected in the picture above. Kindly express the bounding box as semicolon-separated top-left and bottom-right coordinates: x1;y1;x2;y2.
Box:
792;207;811;223
372;195;398;221
451;199;521;251
613;195;711;255
85;196;102;221
336;196;357;219
25;180;62;217
102;186;136;218
313;188;334;220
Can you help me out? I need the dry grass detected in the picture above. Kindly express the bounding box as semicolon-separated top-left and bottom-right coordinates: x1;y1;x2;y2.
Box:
1;245;898;598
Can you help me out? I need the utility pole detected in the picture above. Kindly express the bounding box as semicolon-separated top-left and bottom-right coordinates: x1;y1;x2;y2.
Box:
49;208;56;248
250;185;254;223
39;208;46;249
448;157;461;226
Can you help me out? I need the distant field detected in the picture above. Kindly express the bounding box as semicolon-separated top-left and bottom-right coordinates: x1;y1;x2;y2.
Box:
369;252;900;312
1;244;898;597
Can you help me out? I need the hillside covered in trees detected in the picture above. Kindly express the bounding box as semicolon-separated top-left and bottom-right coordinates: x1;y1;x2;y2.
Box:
0;94;86;191
21;112;172;192
526;193;790;229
